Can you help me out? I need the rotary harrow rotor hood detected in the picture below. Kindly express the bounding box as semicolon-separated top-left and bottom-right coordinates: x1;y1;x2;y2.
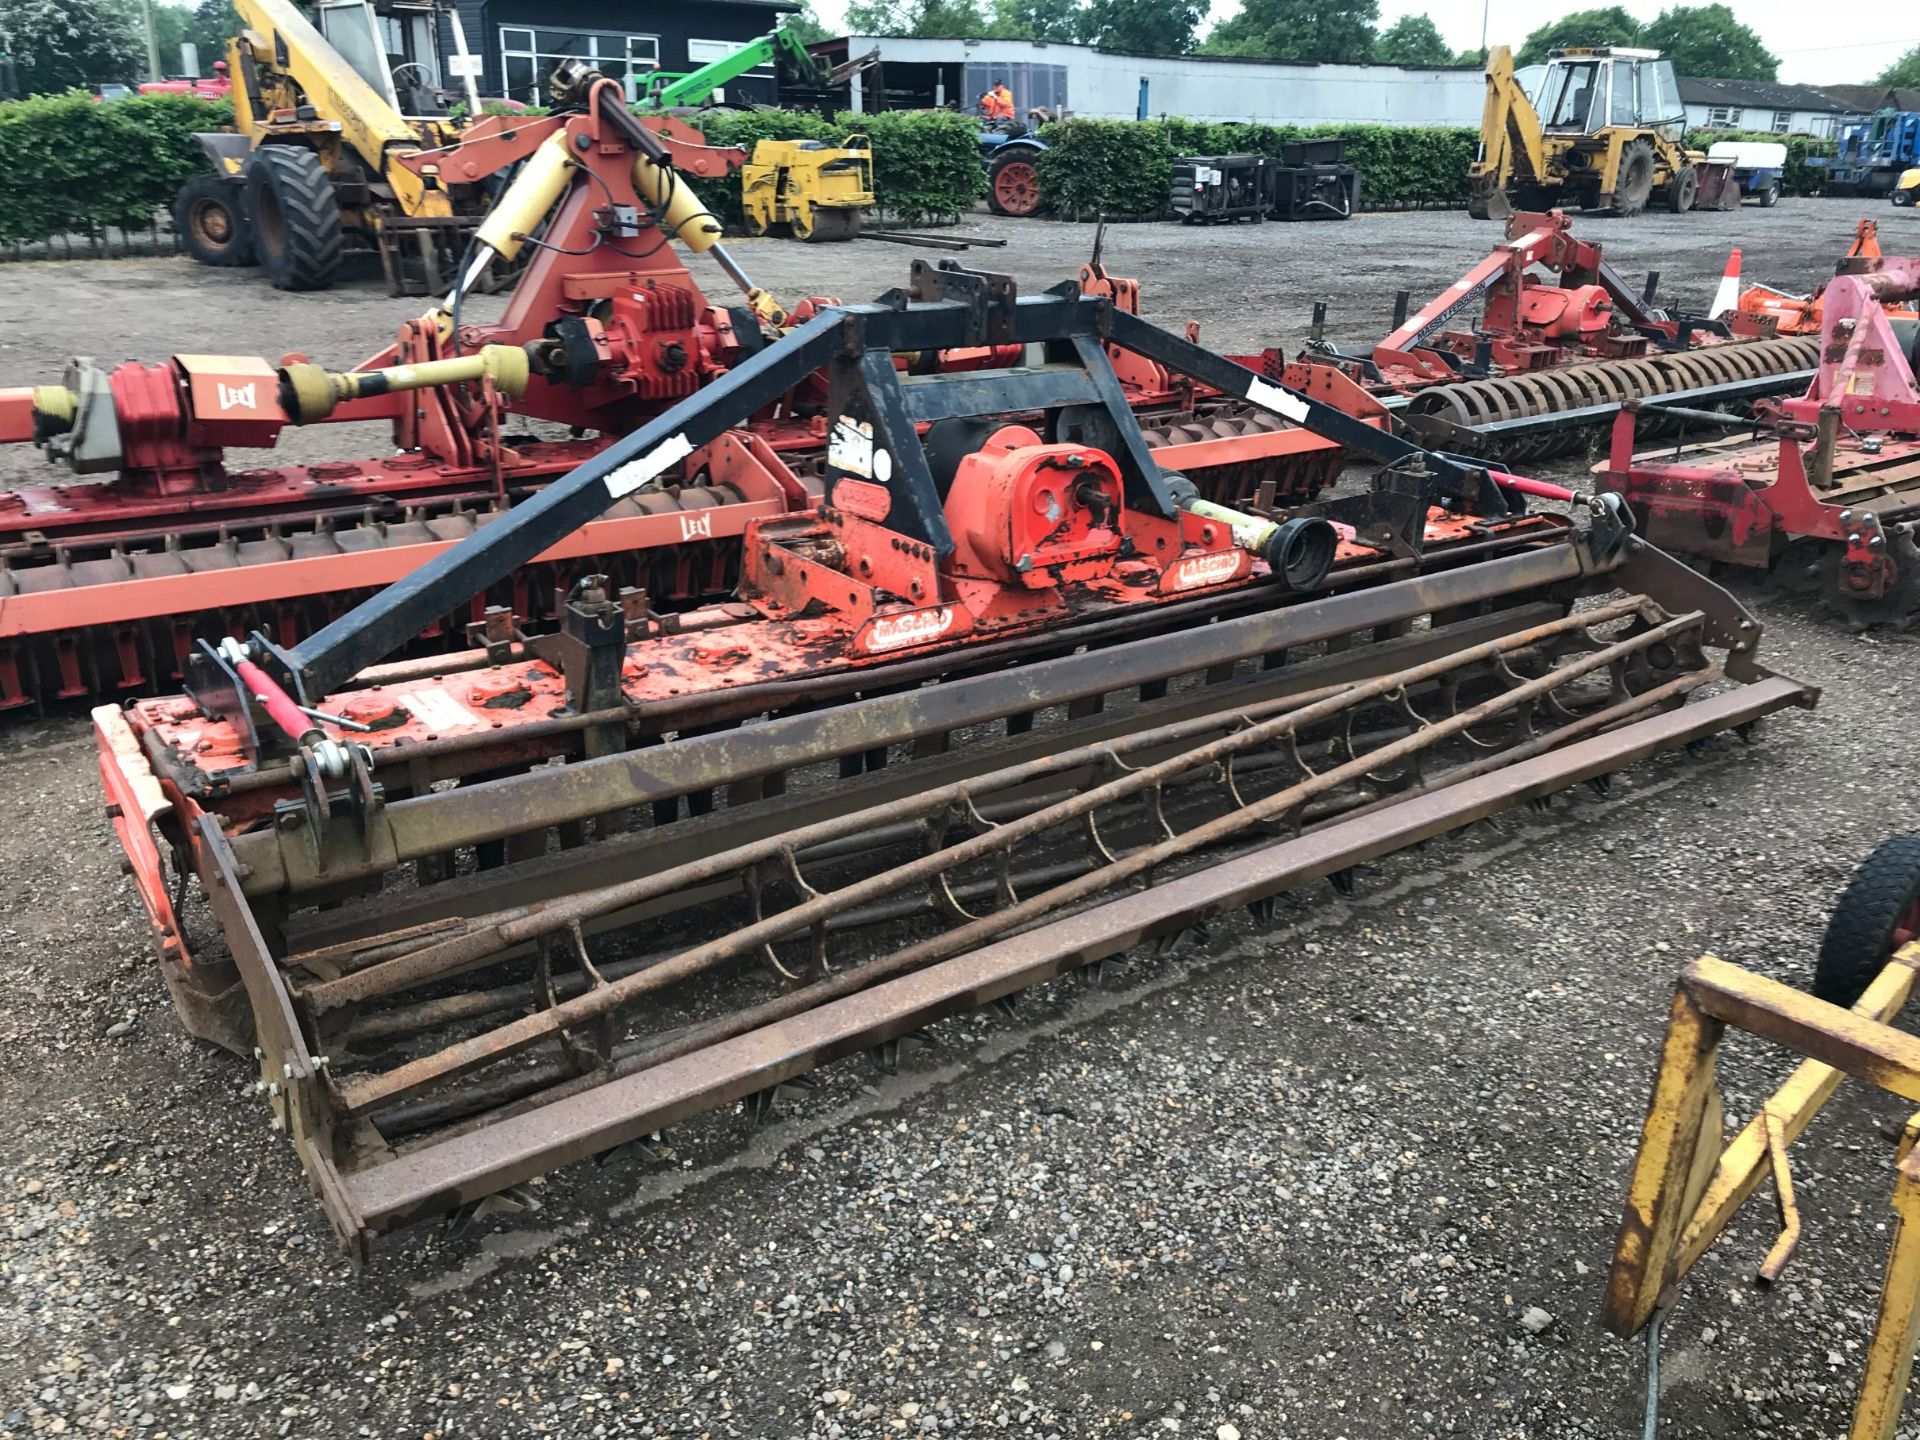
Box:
943;426;1128;588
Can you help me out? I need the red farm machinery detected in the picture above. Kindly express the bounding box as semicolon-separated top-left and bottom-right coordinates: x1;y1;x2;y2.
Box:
0;170;1826;715
88;243;1815;1257
1272;208;1819;463
1599;251;1920;626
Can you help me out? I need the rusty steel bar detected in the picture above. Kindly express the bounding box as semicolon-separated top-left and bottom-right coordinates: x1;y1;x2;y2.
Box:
284;602;1570;958
332;597;1687;1117
334;676;1808;1238
396;664;1725;1144
304;656;1481;1013
233;537;1601;899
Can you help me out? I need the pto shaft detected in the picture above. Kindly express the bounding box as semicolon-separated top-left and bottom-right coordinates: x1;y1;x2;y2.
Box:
278;345;530;424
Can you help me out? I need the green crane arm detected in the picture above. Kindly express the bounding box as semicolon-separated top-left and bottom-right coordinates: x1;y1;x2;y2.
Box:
644;30;819;108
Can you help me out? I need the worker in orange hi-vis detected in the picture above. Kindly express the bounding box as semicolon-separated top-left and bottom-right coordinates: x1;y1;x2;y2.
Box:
980;81;1015;120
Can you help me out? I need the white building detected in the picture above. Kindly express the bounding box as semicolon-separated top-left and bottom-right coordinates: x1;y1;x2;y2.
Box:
813;35;1484;128
1676;77;1852;138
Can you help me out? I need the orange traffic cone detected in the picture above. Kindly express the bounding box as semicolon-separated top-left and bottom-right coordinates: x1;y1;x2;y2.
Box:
1710;247;1742;318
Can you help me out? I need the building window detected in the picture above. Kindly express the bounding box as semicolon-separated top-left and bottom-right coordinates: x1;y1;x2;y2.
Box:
1706;105;1743;126
499;27;660;105
1772;109;1794;132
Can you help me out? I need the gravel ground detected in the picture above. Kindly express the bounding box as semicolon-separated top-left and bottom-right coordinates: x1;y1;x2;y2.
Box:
4;198;1920;1439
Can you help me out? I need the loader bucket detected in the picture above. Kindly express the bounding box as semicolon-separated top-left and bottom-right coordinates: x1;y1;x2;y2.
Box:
1694;161;1741;211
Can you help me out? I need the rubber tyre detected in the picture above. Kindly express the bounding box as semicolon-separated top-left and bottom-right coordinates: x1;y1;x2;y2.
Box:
173;174;254;266
1666;163;1698;214
1815;835;1920;1007
1614;139;1655;217
987;152;1043;217
1895;188;1916;208
1759;179;1781;208
246;146;343;292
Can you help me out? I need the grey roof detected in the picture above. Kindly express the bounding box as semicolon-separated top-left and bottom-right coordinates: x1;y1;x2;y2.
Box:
1820;83;1920;112
1676;75;1849;112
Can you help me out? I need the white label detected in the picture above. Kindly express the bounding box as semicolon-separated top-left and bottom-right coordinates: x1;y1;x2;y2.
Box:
447;54;484;76
216;381;257;410
866;606;958;652
1245;376;1311;424
402;688;481;733
828;416;875;478
605;432;694;498
1171;551;1243;590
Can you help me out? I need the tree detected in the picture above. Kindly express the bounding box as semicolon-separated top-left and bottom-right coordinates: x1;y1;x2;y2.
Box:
998;0;1085;43
781;2;832;47
844;0;991;37
1373;13;1450;65
1083;0;1205;54
1639;4;1775;80
1883;45;1920;87
1199;0;1378;63
1453;46;1488;67
1514;7;1640;65
0;0;144;92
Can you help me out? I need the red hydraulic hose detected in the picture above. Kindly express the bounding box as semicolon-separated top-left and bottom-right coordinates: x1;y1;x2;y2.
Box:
1492;474;1576;503
232;655;312;745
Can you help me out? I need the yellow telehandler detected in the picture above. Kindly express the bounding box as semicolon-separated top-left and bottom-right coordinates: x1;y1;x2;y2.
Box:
1469;44;1737;220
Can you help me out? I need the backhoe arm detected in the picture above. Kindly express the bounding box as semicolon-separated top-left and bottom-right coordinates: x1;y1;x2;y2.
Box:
228;0;441;215
1470;46;1548;196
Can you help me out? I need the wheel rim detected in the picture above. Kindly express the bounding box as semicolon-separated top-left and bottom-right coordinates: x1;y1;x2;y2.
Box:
190;196;232;246
1895;897;1920;952
994;160;1040;216
255;187;285;257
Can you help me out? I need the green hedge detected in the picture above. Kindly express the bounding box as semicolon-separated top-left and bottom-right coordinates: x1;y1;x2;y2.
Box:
1684;128;1836;196
837;109;985;225
1031;118;1478;219
0;92;233;243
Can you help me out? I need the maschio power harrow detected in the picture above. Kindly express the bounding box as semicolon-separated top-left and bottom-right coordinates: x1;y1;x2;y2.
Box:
95;261;1814;1258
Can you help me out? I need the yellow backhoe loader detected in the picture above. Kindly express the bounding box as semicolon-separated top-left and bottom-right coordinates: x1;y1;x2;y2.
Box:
1469;44;1737;220
173;0;496;294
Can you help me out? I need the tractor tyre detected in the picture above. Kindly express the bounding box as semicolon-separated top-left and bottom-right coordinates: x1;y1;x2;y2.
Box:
1814;835;1920;1007
1614;139;1656;217
1760;178;1782;208
173;174;254;267
1666;163;1699;214
1895;187;1916;208
987;150;1044;217
246;146;343;292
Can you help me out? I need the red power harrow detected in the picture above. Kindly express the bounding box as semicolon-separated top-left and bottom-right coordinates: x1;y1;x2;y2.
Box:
0;77;1355;715
1599;252;1920;626
1256;209;1820;463
94;262;1811;1257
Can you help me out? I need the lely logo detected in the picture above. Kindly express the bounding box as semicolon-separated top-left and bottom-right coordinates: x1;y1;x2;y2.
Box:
217;382;257;411
679;511;714;541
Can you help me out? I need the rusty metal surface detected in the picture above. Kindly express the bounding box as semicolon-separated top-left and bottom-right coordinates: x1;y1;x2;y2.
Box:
231;539;1601;897
335;676;1808;1238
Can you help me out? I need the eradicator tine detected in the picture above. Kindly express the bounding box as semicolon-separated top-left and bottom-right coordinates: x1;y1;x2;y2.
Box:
1328;868;1357;898
1247;895;1280;928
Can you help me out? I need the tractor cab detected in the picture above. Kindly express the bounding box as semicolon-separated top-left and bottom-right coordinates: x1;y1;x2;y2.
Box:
1537;47;1684;142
